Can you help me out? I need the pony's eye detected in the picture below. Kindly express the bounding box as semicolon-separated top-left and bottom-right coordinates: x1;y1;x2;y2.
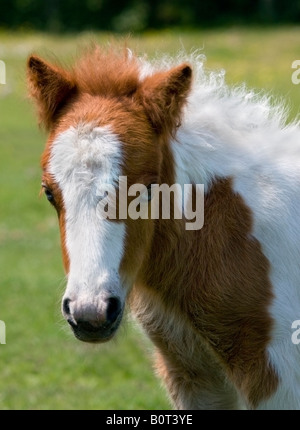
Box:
45;189;54;202
42;184;54;204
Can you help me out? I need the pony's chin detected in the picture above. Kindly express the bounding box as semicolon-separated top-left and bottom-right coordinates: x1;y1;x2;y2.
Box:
74;332;115;343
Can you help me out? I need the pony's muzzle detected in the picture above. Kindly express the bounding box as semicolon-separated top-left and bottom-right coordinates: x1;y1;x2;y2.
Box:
62;294;123;343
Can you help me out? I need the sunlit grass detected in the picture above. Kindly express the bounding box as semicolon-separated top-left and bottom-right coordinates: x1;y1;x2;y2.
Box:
0;26;300;409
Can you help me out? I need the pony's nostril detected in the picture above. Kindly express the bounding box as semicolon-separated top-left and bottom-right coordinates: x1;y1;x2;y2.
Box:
67;317;77;328
106;297;122;324
62;298;71;316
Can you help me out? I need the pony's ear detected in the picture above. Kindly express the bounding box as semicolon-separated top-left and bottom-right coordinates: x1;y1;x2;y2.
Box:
137;63;192;138
27;55;76;129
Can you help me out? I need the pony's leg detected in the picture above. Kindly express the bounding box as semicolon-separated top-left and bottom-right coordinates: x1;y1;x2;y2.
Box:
153;343;245;410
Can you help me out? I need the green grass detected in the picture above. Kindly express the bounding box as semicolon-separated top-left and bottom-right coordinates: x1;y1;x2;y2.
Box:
0;26;300;410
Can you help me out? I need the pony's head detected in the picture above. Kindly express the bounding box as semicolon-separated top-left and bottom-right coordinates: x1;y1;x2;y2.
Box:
27;47;192;342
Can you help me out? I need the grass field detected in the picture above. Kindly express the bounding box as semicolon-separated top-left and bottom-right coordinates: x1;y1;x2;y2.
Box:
0;27;300;410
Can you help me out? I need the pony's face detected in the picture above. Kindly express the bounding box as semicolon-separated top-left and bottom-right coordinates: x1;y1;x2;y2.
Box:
42;99;161;343
27;48;192;342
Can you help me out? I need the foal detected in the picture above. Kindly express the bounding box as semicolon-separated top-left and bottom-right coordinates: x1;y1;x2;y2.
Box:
27;46;300;409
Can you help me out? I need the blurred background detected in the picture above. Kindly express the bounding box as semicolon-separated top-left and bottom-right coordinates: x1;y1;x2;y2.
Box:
1;0;300;32
0;0;300;410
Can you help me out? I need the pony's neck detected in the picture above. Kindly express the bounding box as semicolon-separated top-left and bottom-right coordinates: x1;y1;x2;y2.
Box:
171;124;247;191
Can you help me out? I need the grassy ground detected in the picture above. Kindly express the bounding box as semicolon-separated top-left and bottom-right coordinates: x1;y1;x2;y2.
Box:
0;27;300;410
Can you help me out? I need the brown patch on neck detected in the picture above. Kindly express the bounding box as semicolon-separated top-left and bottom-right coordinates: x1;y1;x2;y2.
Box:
196;178;278;407
138;177;278;408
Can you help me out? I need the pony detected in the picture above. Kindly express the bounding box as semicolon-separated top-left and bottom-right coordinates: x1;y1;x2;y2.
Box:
27;44;300;410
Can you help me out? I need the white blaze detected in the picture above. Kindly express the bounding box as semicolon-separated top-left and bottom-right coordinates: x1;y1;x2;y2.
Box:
49;123;126;300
